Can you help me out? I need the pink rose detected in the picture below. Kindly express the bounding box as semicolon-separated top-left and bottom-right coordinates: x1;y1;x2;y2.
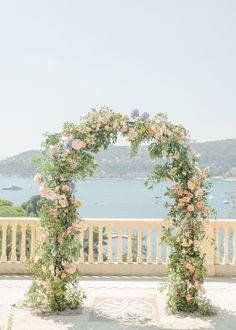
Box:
192;274;199;281
58;195;69;208
187;204;195;212
72;139;86;150
50;209;60;216
201;207;209;217
196;283;202;291
170;184;181;190
39;185;50;198
196;201;203;210
185;263;195;272
65;263;77;274
34;173;43;185
186;294;192;302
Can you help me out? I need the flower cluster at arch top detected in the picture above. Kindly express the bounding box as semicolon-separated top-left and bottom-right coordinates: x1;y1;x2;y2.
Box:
28;107;213;315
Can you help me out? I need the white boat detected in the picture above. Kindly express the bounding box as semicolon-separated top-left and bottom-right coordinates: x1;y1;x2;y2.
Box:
2;184;23;191
223;200;229;204
209;195;214;200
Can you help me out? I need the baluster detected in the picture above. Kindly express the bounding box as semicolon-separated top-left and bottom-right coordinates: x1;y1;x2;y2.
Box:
127;225;132;263
223;225;229;265
98;225;103;263
11;224;17;262
117;225;123;263
214;224;220;264
137;224;142;264
88;224;94;263
147;224;152;264
157;226;162;264
1;224;7;262
20;224;26;262
233;226;236;265
78;223;84;263
107;224;113;263
30;224;36;259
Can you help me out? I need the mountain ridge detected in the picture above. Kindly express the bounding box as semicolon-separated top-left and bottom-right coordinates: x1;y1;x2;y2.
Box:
0;139;236;178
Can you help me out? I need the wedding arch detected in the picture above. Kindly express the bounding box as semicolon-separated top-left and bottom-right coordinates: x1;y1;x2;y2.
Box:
28;107;213;315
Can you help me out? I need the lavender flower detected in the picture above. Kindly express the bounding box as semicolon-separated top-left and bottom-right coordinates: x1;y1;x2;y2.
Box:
131;109;139;118
64;139;72;151
141;112;150;121
69;182;77;191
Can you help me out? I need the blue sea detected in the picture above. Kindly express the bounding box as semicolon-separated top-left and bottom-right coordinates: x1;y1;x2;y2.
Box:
0;176;235;219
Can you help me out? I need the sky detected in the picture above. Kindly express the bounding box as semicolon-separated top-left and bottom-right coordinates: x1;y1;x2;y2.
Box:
0;0;235;160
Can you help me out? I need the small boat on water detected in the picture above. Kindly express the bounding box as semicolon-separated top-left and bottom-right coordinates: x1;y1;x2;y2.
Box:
223;200;229;204
2;184;23;191
209;195;214;200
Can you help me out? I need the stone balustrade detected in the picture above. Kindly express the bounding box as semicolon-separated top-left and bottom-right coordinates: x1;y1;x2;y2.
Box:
0;217;236;276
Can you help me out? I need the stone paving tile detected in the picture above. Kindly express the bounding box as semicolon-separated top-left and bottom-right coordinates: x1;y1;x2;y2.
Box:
0;277;236;330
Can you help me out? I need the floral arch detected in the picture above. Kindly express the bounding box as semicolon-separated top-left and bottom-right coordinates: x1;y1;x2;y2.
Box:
28;107;213;315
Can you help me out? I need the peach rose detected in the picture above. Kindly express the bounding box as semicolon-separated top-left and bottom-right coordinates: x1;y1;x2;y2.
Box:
128;128;137;141
72;139;86;150
187;205;195;212
187;178;198;191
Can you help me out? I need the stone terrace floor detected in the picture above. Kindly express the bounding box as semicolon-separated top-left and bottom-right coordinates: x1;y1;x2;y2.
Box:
0;276;236;330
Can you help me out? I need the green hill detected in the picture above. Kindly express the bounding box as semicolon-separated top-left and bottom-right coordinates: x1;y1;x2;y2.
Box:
0;139;236;178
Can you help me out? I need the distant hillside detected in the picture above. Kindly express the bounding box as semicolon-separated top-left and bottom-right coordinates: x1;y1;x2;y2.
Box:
0;150;41;176
0;139;236;178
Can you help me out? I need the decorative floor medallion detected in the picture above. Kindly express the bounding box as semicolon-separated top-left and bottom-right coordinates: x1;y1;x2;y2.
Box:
89;296;159;325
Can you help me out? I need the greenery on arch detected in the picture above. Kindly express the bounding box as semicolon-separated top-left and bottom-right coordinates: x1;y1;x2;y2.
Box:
27;107;213;315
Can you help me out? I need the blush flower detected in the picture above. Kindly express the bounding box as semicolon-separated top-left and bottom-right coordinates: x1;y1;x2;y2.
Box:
34;173;43;185
64;263;77;274
128;128;138;141
193;274;199;281
196;201;203;210
62;184;70;192
58;195;69;208
40;232;49;244
72;139;86;150
187;204;195;212
39;185;50;198
186;294;192;302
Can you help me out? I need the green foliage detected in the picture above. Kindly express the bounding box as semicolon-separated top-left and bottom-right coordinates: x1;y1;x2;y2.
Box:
21;195;52;217
0;200;26;217
0;200;13;207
